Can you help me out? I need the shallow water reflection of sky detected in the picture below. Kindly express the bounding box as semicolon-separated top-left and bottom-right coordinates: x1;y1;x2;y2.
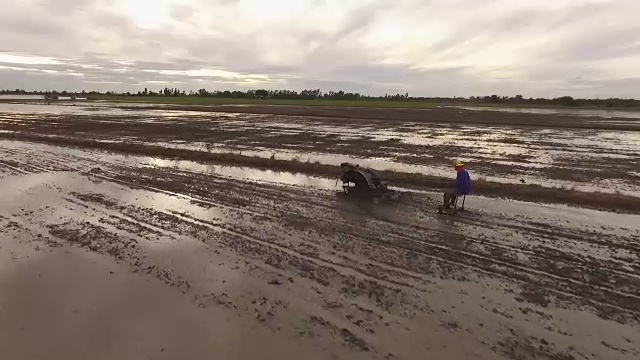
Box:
452;105;640;120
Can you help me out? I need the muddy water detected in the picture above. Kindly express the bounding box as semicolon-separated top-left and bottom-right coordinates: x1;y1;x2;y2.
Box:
1;102;639;196
0;102;216;117
453;105;640;120
150;121;640;196
0;234;337;360
159;138;640;196
0;140;336;189
1;139;639;359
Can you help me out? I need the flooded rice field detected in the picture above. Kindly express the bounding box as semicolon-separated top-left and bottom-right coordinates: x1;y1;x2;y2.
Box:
453;105;640;120
1;102;639;360
0;101;638;196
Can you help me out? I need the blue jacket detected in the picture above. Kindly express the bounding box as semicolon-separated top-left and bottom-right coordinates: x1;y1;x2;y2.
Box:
455;169;471;195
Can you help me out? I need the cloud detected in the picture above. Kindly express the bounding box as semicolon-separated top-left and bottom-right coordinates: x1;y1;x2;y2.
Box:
0;54;62;65
0;0;638;97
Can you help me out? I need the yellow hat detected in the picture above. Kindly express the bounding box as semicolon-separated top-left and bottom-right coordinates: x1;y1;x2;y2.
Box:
453;160;464;167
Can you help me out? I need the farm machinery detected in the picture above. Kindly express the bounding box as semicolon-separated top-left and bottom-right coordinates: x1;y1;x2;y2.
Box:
338;162;400;200
337;161;469;214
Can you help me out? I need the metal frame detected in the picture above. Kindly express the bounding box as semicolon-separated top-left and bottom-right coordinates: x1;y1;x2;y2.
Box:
337;163;399;201
340;169;390;196
439;194;466;215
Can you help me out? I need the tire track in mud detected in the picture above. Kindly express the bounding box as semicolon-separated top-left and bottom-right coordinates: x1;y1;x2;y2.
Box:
3;140;640;358
128;166;640;309
47;219;193;292
0;147;73;173
255;182;640;283
18;196;197;293
345;208;640;282
312;222;640;323
57;176;640;357
488;219;640;255
53;191;400;353
144;163;632;261
5;142;640;324
167;210;423;290
86;164;640;324
356;216;640;293
0;159;31;175
65;185;407;298
0;144;283;222
4;145;378;302
58;184;423;347
67;190;419;309
99;169;441;291
125;164;640;280
257;191;640;320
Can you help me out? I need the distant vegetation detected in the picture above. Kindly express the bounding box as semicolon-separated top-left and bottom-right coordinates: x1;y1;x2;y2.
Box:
2;88;640;108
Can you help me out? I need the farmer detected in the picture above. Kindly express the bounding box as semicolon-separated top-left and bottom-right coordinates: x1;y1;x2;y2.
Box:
442;160;471;210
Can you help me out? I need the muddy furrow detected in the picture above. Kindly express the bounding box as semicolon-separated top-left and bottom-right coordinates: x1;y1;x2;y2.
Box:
53;175;440;320
68;190;421;295
58;188;423;337
3;140;640;359
0;147;73;173
123;165;640;295
75;163;640;324
11;140;637;322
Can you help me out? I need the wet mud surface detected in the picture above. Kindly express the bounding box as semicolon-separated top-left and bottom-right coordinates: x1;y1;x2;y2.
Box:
1;139;639;359
0;102;638;196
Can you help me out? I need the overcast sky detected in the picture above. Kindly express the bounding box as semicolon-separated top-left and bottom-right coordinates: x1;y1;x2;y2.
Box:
0;0;638;97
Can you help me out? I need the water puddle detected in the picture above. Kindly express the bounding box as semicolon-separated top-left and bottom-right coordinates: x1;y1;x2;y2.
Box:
0;140;338;191
452;105;640;121
0;103;132;116
0;102;240;118
149;140;640;197
145;157;337;188
0;94;88;100
2;102;639;197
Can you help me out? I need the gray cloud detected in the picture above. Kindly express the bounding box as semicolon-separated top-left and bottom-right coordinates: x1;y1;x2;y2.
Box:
1;0;638;97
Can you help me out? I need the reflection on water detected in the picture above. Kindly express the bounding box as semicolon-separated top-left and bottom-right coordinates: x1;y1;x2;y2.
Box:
144;157;337;188
452;105;640;120
0;139;337;191
1;102;639;197
0;94;88;100
145;142;640;197
0;94;46;100
0;103;131;116
0;102;248;118
6;133;637;197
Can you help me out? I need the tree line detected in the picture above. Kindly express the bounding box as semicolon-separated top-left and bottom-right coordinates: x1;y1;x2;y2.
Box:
2;88;638;107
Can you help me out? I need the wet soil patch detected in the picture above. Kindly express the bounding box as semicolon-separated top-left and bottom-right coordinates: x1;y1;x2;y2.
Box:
1;132;639;214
